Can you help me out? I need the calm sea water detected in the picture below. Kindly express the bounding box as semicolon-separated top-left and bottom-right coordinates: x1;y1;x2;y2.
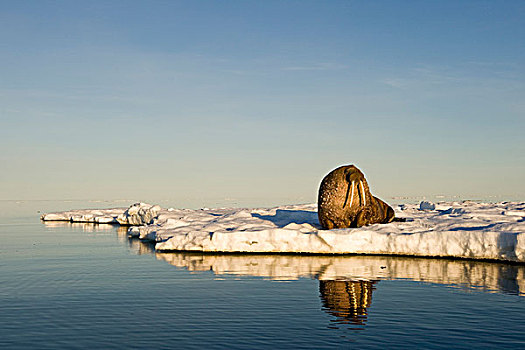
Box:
1;201;524;349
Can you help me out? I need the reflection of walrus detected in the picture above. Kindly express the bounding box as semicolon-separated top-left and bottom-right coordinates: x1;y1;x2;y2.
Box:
319;280;377;327
318;165;395;229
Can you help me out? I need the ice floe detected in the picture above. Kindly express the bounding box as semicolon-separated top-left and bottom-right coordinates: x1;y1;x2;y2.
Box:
41;207;125;224
41;201;525;262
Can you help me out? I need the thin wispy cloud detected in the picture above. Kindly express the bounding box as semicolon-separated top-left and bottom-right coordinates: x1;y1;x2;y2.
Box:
382;62;525;91
382;65;467;89
281;62;348;71
382;78;409;89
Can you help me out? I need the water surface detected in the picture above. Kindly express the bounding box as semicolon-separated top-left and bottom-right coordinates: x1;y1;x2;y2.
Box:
1;201;524;349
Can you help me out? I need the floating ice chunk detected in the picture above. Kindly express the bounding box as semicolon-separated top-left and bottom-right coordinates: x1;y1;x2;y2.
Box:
127;227;141;238
419;201;436;211
439;207;466;215
41;208;125;222
41;213;70;221
95;216;118;224
116;203;161;225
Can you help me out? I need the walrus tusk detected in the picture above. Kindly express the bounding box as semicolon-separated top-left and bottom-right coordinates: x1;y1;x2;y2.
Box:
343;181;355;208
350;181;355;207
360;182;366;206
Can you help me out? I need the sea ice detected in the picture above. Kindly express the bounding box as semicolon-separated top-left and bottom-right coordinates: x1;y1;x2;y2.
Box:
419;200;436;211
40;208;125;224
41;201;525;263
116;202;161;225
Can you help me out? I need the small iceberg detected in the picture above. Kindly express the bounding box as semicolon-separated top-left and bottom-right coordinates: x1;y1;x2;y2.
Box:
419;200;436;211
41;201;525;263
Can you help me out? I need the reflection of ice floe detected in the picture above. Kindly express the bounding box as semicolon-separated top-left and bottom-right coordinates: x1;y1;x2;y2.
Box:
154;253;525;296
44;221;156;255
43;221;120;232
126;238;156;256
41;201;525;262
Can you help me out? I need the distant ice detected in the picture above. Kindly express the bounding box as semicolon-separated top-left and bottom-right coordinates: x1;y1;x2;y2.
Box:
419;200;436;211
41;201;525;263
41;207;124;224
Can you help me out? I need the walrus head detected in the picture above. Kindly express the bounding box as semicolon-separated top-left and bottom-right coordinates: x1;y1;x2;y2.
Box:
342;166;370;209
318;165;395;229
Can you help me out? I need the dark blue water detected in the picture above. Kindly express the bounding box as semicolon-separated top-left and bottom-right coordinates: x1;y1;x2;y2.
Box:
1;201;524;349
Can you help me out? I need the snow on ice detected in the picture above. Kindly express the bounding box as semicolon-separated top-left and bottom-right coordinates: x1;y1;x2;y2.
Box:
41;201;525;262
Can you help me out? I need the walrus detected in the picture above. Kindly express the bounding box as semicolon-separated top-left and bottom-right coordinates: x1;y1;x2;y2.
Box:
318;165;395;229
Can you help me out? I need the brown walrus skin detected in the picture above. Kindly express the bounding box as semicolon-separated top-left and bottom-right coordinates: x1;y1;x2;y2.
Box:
318;165;395;229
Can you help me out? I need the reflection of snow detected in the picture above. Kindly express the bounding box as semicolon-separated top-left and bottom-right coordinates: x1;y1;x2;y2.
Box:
42;221;119;232
154;253;525;296
41;201;525;262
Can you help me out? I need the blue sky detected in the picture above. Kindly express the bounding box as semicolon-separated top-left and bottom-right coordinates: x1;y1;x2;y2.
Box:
1;1;524;205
